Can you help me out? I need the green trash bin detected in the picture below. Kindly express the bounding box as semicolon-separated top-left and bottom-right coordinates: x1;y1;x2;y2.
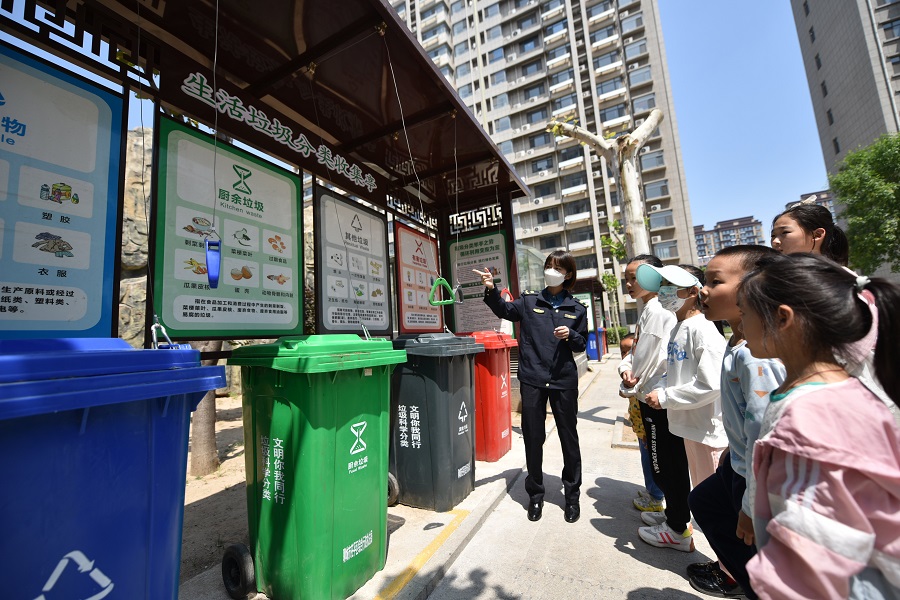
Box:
224;335;407;600
390;333;484;512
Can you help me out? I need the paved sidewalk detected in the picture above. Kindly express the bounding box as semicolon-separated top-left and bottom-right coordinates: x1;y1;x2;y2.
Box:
179;355;714;599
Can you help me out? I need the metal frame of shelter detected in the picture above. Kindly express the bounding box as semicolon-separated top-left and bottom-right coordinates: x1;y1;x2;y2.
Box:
0;0;530;339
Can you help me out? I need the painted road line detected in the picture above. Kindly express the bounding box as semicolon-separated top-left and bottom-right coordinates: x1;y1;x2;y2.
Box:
374;509;470;600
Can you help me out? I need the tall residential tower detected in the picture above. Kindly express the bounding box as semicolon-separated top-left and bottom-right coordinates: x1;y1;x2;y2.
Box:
393;0;697;327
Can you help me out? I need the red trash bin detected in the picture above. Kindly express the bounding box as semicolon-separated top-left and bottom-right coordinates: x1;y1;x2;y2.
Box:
463;331;517;462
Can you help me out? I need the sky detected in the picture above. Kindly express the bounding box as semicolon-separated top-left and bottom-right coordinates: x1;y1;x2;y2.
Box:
656;0;829;234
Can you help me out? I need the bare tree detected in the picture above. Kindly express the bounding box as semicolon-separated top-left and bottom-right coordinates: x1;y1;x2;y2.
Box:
549;109;665;257
189;339;223;476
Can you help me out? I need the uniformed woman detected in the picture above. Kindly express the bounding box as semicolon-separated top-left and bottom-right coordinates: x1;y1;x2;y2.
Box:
474;250;589;523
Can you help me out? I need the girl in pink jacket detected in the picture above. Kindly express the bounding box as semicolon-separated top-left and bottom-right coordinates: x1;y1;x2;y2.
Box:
737;253;900;599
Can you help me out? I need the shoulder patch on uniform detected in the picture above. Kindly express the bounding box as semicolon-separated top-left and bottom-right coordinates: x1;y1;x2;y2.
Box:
532;307;545;314
579;299;589;308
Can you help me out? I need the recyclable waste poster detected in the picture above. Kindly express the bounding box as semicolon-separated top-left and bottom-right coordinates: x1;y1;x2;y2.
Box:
448;231;510;333
0;42;123;339
314;185;392;335
394;221;443;334
154;115;303;338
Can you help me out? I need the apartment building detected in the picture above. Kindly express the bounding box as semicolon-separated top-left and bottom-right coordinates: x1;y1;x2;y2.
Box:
392;0;697;326
693;217;766;266
787;190;837;221
791;0;900;173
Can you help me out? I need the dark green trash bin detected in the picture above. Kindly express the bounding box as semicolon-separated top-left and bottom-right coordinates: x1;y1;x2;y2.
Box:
390;333;484;511
226;335;406;600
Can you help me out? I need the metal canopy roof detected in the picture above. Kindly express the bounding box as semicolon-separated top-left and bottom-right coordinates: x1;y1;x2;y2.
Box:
1;0;528;219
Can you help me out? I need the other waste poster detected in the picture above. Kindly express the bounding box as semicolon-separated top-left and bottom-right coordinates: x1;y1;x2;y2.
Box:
314;186;391;335
0;43;123;339
154;116;302;338
394;221;443;333
448;231;510;333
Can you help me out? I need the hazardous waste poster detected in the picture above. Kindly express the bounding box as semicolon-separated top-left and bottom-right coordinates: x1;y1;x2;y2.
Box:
314;186;391;335
394;221;443;334
448;231;511;333
154;116;303;338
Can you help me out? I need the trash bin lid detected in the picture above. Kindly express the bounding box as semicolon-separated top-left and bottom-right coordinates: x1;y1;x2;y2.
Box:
227;334;407;373
392;332;485;357
463;330;518;349
0;337;204;384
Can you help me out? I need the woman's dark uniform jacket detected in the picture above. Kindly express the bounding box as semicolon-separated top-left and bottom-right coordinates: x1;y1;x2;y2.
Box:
484;286;589;390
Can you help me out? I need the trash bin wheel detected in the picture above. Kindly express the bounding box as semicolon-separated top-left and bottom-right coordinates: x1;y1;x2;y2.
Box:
222;543;255;599
388;472;400;506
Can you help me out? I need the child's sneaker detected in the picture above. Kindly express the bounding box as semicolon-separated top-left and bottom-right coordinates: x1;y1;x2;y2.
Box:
640;510;667;525
633;494;665;512
636;489;650;499
638;522;695;552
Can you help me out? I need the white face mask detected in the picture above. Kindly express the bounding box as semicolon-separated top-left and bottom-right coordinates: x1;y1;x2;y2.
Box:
658;285;687;312
544;268;566;288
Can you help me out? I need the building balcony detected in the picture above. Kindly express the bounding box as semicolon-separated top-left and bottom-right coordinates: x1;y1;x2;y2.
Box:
541;4;565;21
564;211;592;224
544;29;568;44
561;183;588;196
602;114;631;128
547;53;572;69
588;8;615;26
596;87;626;103
552;103;578;117
578;267;599;279
591;33;619;51
549;78;575;94
568;239;595;251
559;157;583;170
594;60;623;77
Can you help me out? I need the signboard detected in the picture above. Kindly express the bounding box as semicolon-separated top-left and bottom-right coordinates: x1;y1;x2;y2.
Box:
0;43;123;339
154;116;303;338
394;221;443;334
448;231;510;333
573;292;595;331
314;186;391;335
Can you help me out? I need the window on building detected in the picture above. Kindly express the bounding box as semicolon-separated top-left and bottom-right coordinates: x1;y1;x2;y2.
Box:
649;210;674;230
529;131;552;148
520;35;540;52
633;92;656;113
575;254;598;270
427;45;451;60
483;3;500;18
534;181;556;198
537;207;560;223
495;116;511;131
457;62;471;76
491;70;507;85
625;38;647;60
821;81;828;97
486;25;502;40
522;59;543;76
524;82;546;100
814;53;821;69
518;13;539;29
451;0;464;13
597;76;624;95
454;41;469;56
547;44;570;61
439;64;452;78
587;1;614;18
421;4;446;19
560;171;587;188
543;0;565;10
527;107;548;123
621;12;643;33
488;47;505;63
640;149;664;170
552;93;577;112
884;19;900;39
892;55;900;75
544;19;567;36
459;83;473;98
550;68;574;86
494;93;509;108
539;235;562;250
514;0;530;7
532;156;554;172
599;103;627;122
609;190;619;206
629;65;652;85
654;240;678;259
498;140;514;155
568;226;594;242
803;0;809;15
559;145;583;162
422;24;449;41
826;109;834;125
564;199;590;215
644;179;669;198
593;49;619;69
809;26;815;43
833;137;841;154
590;25;616;44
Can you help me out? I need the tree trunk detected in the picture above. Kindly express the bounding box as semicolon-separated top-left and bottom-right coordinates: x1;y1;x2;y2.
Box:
190;339;223;477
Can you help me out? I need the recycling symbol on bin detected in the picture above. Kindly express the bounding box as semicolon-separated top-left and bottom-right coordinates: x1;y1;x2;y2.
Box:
34;550;114;600
500;373;508;391
458;401;468;423
350;421;367;455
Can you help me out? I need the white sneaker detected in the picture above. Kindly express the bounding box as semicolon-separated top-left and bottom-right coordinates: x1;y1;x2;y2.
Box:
638;521;695;552
640;510;667;525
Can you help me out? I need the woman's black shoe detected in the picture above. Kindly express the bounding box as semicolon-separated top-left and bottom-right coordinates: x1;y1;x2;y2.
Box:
528;500;543;521
687;560;720;577
564;503;580;523
689;568;747;599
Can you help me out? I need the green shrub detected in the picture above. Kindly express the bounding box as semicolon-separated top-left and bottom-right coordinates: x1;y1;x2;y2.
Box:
605;326;629;345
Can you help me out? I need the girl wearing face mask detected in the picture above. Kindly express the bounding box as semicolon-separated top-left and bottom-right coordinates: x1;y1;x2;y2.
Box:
770;200;849;266
474;250;588;524
633;264;727;555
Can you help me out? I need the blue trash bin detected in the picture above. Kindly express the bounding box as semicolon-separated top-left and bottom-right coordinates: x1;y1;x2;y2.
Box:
587;331;599;360
0;338;226;600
